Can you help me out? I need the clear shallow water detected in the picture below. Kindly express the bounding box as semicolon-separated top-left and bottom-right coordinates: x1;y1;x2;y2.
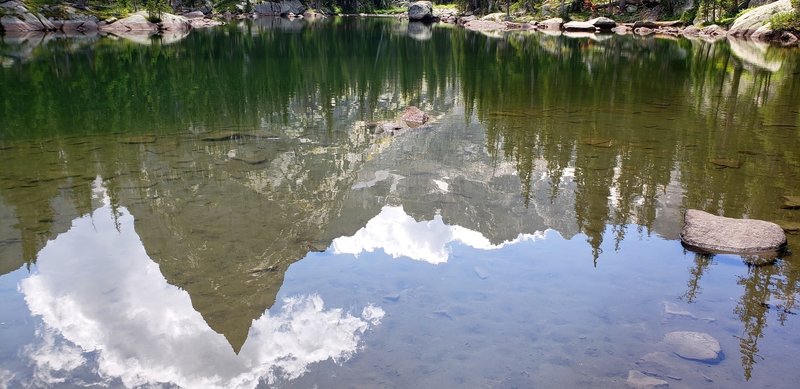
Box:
1;17;800;388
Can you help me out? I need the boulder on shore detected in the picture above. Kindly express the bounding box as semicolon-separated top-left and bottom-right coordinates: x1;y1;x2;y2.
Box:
98;12;158;33
538;17;563;30
681;209;786;254
729;0;793;38
563;20;595;31
408;1;434;21
587;16;616;30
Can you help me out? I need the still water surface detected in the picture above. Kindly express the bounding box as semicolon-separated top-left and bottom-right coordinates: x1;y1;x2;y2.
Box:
1;17;800;388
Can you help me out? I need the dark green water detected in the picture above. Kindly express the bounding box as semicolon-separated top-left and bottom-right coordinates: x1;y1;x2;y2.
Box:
1;17;800;388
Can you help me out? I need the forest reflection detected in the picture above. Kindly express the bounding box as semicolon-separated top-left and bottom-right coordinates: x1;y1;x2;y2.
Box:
1;17;800;380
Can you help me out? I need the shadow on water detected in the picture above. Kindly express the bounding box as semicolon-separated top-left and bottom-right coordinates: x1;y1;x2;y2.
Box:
1;17;800;386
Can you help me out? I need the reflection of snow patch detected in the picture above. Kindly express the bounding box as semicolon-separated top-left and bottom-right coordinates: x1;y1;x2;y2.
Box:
352;170;404;192
332;206;546;264
433;179;449;193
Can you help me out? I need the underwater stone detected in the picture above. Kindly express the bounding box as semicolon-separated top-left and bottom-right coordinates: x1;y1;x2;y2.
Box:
663;331;722;363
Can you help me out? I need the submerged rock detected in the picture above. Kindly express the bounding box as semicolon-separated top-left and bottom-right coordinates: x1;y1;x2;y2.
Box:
626;370;669;389
782;195;800;209
636;352;682;380
681;209;786;254
709;158;740;168
663;331;722;363
118;135;156;144
408;1;434;21
401;106;429;127
775;220;800;233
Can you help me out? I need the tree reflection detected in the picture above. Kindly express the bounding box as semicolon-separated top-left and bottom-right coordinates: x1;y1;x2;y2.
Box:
1;19;800;378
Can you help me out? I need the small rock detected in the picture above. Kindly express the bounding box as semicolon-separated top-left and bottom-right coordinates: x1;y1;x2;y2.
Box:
118;135;156;144
781;196;800;209
401;106;428;127
626;370;669;388
474;266;489;280
635;27;654;35
663;331;722;363
709;158;740;168
681;209;786;254
201;131;252;141
383;293;401;302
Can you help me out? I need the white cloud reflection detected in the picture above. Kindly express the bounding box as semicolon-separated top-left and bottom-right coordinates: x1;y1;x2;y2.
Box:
332;206;546;264
18;181;383;389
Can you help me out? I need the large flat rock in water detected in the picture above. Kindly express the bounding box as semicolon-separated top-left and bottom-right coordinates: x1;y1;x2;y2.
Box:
681;209;786;253
663;331;722;363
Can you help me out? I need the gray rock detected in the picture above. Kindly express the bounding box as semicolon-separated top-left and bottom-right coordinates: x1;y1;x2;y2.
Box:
98;13;158;33
184;11;205;19
663;331;722;363
280;0;306;15
634;21;658;29
700;24;727;37
682;26;701;36
587;16;616;30
729;0;792;37
626;370;669;388
401;106;428;126
538;17;563;30
159;13;192;31
635;27;654;35
408;1;433;21
681;209;786;254
254;3;281;16
563;20;595;31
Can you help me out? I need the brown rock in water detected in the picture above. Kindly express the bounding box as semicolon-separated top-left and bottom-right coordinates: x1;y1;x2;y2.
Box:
782;196;800;209
681;209;786;254
401;106;428;126
663;331;722;363
775;220;800;233
118;135;156;144
709;158;740;168
626;370;669;389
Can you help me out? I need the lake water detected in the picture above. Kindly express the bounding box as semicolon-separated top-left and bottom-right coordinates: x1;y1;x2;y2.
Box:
1;17;800;388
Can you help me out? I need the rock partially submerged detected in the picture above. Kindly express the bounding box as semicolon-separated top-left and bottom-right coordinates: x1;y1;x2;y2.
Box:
663;331;723;363
538;17;563;30
401;106;429;127
681;209;786;254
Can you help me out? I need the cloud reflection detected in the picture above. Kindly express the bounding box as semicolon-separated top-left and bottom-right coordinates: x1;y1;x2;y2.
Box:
332;206;546;264
18;181;383;388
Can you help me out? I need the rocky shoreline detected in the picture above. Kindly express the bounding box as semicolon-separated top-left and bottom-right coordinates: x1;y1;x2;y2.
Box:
2;0;799;48
400;0;799;47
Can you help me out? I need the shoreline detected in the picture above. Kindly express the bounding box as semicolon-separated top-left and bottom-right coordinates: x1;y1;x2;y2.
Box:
1;0;798;49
